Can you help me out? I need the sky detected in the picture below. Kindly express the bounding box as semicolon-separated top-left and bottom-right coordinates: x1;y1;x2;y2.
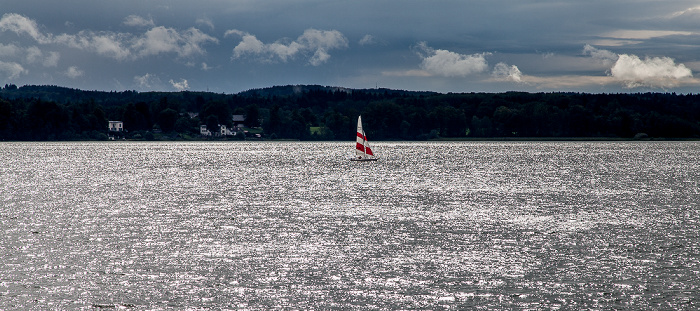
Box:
1;0;700;94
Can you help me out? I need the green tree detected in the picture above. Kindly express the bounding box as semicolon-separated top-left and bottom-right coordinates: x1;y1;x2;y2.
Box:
470;116;494;137
0;98;17;140
365;100;403;139
493;106;516;136
157;108;179;133
245;104;261;127
206;115;220;135
201;101;232;128
324;111;350;140
265;105;282;137
25;99;70;140
123;103;149;131
174;117;196;134
429;106;467;137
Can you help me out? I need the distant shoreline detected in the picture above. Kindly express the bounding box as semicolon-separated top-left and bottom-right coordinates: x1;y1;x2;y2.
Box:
3;85;700;141
429;137;700;142
3;137;699;143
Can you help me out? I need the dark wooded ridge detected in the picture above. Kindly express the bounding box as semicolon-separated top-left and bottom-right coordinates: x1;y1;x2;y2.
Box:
1;84;699;141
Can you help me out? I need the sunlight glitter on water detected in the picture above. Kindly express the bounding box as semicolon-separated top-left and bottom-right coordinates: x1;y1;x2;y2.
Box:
1;141;699;309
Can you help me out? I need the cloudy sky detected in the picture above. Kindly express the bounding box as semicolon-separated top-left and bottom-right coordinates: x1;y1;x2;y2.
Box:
1;0;700;93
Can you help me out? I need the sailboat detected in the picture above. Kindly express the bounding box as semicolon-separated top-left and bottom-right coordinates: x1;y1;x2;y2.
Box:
351;115;379;161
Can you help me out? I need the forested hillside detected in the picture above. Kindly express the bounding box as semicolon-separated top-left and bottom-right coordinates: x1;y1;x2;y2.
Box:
1;84;699;141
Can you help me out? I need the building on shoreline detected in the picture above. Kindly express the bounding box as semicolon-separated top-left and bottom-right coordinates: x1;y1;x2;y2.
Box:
108;121;123;132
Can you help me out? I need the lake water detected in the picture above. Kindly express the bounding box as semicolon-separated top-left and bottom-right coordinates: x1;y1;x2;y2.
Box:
1;141;698;310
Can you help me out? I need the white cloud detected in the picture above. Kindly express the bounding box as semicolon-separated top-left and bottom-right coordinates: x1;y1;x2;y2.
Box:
227;30;264;58
65;66;84;78
0;13;51;43
611;54;693;88
43;51;60;67
133;26;218;58
540;51;555;59
359;34;376;46
492;62;522;82
123;15;155;28
0;61;27;79
92;33;131;60
0;43;21;58
310;49;331;66
134;73;159;89
1;14;216;62
298;29;348;50
169;78;189;91
583;44;618;65
196;16;215;30
415;42;489;77
670;6;700;19
22;46;59;67
54;31;132;60
265;41;302;61
584;45;693;88
227;28;348;66
134;27;181;57
591;30;696;47
25;46;43;64
223;29;245;38
0;42;59;68
602;30;694;40
1;13;132;60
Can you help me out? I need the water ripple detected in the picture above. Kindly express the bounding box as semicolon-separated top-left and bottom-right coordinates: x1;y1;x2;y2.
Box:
1;141;698;309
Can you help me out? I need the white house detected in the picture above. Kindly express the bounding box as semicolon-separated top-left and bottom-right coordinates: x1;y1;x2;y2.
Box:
200;124;211;136
219;124;236;136
108;121;123;132
232;115;246;129
201;124;236;136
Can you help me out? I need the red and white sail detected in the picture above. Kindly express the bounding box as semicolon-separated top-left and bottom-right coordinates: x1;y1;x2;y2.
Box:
355;115;374;158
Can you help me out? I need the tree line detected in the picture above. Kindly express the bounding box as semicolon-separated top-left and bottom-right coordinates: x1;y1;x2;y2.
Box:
1;84;700;141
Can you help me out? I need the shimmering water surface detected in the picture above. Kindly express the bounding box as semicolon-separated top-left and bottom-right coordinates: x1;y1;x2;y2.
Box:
1;141;699;309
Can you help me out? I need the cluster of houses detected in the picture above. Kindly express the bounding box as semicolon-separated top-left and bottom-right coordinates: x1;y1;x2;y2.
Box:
108;114;253;139
197;115;247;137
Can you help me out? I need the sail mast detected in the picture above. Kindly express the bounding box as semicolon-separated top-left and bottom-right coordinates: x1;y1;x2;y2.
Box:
356;116;366;158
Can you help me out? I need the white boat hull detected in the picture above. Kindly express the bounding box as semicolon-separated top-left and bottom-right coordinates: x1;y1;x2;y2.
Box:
350;157;379;162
